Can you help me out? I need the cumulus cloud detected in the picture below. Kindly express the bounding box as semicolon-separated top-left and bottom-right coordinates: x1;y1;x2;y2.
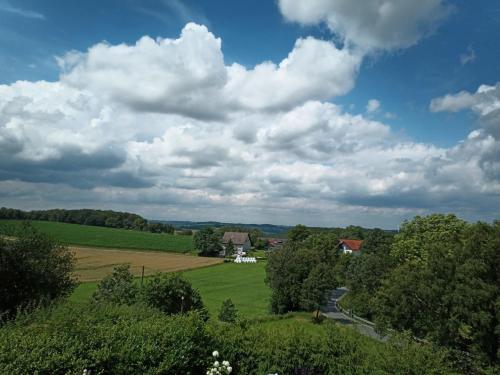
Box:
226;37;361;111
278;0;452;51
430;83;500;137
59;23;361;118
0;23;498;227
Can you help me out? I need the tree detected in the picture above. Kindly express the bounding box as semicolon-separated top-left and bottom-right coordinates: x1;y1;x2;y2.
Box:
92;264;138;305
300;264;336;320
194;227;222;257
225;239;235;257
287;224;311;243
218;298;238;323
142;273;205;316
266;232;339;314
372;216;499;367
390;214;467;265
0;223;76;317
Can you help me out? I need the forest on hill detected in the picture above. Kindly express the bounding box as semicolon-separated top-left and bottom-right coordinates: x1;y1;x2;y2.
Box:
0;207;174;234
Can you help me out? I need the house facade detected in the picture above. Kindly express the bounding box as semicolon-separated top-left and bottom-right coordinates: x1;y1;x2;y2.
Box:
222;232;252;256
339;239;363;255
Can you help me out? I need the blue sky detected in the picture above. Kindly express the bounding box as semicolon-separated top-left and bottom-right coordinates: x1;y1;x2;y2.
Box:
0;0;499;227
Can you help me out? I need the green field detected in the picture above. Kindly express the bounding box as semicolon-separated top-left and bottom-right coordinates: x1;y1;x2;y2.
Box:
0;220;194;253
71;262;271;318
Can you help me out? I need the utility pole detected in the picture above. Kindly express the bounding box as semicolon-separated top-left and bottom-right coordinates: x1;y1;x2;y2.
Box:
140;265;145;288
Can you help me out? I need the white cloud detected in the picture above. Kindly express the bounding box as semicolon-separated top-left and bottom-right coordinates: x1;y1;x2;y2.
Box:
366;99;381;113
0;23;498;227
278;0;452;51
226;37;361;111
0;1;45;20
59;23;361;118
430;83;500;137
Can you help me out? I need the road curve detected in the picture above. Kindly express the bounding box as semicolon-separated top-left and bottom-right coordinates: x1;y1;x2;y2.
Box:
322;288;386;341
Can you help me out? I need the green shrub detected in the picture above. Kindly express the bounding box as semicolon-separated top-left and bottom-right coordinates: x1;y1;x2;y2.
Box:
0;223;76;318
209;320;457;375
92;264;138;305
0;302;213;374
218;299;238;323
0;302;460;374
142;273;205;316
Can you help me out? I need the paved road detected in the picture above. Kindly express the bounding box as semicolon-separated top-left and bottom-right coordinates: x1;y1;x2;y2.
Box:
321;288;386;341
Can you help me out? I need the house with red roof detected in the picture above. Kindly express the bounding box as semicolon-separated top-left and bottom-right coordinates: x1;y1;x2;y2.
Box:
339;239;363;255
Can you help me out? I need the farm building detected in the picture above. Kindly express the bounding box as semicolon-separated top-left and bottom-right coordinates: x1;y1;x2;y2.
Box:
222;232;251;256
265;237;287;249
339;239;363;255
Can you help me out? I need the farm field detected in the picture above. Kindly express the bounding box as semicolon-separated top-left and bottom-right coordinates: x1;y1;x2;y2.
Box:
0;220;194;252
72;246;222;282
71;261;271;318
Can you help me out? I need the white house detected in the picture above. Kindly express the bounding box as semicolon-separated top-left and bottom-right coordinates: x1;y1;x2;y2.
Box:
222;232;251;256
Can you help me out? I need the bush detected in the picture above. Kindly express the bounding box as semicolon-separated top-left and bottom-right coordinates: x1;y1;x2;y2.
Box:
0;223;76;318
92;264;138;305
209;319;457;375
0;302;213;374
218;299;238;323
0;302;461;374
142;273;205;316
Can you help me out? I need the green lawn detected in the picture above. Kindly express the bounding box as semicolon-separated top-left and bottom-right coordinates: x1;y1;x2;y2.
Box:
70;262;271;318
0;220;194;253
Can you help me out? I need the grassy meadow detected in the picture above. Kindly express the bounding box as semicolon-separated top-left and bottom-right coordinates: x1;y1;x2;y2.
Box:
71;262;271;318
0;220;194;252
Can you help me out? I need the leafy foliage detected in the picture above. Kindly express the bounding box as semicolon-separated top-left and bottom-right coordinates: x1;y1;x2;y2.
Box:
194;227;223;257
300;263;336;319
371;216;499;367
0;207;174;233
218;299;238;323
287;224;311;242
0;303;212;374
266;230;339;314
142;273;205;316
92;264;138;305
225;239;235;257
0;223;76;318
0;302;458;375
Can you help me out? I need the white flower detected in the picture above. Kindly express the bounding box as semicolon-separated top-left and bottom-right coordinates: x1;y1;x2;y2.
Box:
227;366;232;373
214;361;220;367
222;360;230;367
212;350;219;358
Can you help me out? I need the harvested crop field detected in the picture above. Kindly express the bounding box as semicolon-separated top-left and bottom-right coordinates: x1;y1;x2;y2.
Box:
72;246;222;282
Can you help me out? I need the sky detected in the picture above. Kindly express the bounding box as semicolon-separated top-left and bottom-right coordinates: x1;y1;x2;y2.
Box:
0;0;499;228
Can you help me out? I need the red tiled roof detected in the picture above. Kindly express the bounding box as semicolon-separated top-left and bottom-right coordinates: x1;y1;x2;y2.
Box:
339;239;363;251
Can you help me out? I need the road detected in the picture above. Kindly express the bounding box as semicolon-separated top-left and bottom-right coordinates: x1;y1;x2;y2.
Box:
321;288;386;341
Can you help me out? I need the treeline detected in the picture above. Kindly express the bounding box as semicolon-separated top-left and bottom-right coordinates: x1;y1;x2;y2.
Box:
0;207;174;234
340;214;499;372
266;216;499;373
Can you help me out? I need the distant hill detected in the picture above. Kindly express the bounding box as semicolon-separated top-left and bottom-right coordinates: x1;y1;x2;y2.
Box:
152;220;292;237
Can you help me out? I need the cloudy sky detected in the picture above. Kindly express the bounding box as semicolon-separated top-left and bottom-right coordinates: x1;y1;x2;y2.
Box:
0;0;499;228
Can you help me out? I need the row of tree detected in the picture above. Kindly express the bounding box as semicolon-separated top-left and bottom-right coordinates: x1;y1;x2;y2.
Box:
266;215;499;371
0;207;174;234
340;215;499;370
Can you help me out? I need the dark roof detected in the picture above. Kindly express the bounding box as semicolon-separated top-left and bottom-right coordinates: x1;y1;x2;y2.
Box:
222;232;250;245
339;239;363;251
